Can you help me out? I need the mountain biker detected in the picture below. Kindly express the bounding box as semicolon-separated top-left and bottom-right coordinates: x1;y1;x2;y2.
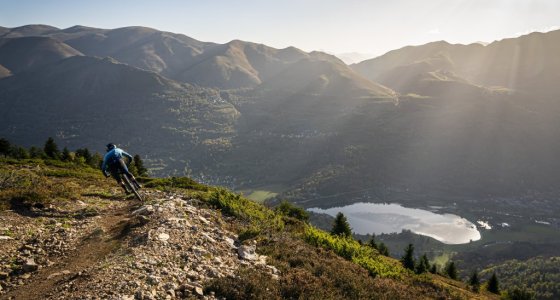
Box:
101;143;141;193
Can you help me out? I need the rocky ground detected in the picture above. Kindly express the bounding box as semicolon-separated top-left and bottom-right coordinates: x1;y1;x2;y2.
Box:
0;189;277;299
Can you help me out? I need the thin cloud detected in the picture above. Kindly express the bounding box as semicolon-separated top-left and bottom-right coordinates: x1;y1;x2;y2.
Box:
427;28;441;35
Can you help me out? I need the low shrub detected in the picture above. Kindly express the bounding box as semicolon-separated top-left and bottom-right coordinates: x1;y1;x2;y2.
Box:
206;267;280;300
304;226;405;279
275;200;309;222
208;188;283;231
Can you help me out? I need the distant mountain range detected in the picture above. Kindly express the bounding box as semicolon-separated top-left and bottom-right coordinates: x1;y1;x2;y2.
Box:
2;24;560;211
334;52;376;64
352;30;560;95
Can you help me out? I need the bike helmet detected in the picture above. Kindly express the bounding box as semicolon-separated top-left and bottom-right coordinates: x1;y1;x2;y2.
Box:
106;143;116;152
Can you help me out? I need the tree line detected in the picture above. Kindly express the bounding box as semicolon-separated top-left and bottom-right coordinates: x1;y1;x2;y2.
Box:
0;137;148;177
329;212;532;299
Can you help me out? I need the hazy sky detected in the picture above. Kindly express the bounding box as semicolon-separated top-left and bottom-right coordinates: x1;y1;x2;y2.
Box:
1;0;559;57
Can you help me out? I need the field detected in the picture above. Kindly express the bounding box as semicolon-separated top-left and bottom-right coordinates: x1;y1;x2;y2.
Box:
238;185;285;203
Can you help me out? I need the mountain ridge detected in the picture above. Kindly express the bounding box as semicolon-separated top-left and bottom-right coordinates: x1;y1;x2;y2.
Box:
0;36;83;74
352;29;560;95
4;24;363;90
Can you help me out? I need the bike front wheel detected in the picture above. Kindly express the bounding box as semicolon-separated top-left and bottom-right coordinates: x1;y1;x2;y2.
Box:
122;175;142;202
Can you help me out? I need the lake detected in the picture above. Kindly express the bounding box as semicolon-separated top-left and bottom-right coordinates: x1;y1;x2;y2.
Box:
308;202;481;244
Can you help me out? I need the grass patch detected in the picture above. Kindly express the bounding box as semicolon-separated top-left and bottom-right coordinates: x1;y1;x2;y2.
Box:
41;168;99;178
431;250;453;268
142;176;209;191
0;159;107;211
241;190;278;203
82;191;119;199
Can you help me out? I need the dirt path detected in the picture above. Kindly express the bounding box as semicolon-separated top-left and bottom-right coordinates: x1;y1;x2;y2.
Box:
1;202;136;300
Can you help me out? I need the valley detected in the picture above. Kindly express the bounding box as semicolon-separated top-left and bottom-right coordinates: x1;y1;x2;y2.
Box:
1;22;560;298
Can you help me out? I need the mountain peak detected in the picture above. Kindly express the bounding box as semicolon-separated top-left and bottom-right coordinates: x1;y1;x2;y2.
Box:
61;25;102;33
0;36;82;73
1;24;59;38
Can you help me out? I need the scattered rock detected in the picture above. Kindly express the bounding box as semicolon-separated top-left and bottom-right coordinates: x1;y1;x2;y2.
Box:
131;205;154;216
194;286;204;296
22;258;38;273
224;237;237;249
157;233;170;242
0;190;279;299
238;244;257;261
47;270;72;279
0;272;9;280
197;216;210;225
0;236;13;240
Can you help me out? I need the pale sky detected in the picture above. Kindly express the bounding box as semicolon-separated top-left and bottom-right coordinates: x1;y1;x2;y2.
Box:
1;0;559;57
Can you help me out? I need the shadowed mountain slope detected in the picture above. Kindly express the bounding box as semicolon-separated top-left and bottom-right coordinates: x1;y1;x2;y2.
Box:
258;57;394;98
2;24;560;212
0;36;83;73
0;55;239;172
5;25;356;90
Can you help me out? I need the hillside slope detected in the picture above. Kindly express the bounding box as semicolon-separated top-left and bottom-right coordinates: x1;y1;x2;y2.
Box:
0;55;239;173
0;36;82;73
2;24;560;230
0;157;496;299
4;25;366;90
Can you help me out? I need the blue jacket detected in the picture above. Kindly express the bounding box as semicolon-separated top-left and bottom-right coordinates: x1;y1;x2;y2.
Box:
101;148;133;171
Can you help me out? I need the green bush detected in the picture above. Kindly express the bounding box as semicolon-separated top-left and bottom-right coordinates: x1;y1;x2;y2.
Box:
208;188;283;231
275;200;309;222
304;226;404;278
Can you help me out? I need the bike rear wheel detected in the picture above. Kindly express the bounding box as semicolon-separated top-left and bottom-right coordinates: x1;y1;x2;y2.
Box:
122;174;142;202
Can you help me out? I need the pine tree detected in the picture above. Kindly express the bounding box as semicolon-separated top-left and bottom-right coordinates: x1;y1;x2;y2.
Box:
133;154;148;177
415;254;430;274
44;137;60;159
505;287;534;300
368;235;378;250
0;138;10;156
378;242;390;256
10;146;29;159
75;148;92;165
61;147;72;162
331;212;352;237
429;263;438;274
469;270;480;292
90;152;103;169
401;244;415;270
445;261;458;279
487;272;500;294
29;146;45;159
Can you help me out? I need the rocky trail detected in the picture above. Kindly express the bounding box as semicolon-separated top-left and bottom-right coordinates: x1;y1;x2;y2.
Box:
0;190;277;300
2;204;133;299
